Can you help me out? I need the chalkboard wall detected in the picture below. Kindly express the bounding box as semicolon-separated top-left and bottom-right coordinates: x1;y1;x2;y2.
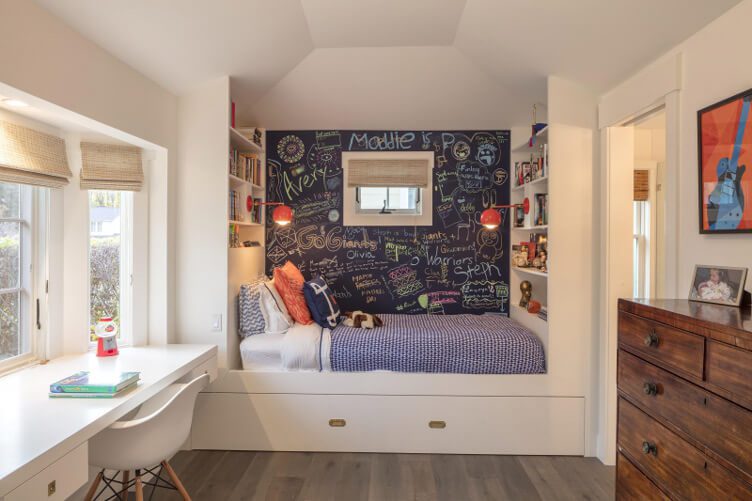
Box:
265;130;510;315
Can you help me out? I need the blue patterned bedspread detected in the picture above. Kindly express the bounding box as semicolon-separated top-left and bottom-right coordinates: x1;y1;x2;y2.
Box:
330;314;546;374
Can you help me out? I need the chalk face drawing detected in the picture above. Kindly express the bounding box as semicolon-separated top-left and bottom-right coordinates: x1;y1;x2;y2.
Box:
266;130;510;315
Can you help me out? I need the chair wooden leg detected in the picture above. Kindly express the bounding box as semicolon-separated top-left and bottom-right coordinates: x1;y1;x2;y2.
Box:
84;470;103;501
162;460;191;501
120;470;130;500
135;470;144;501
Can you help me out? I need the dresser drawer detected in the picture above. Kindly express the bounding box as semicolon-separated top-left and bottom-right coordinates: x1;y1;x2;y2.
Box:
619;312;704;378
706;340;752;401
618;398;752;499
619;349;752;478
616;453;669;500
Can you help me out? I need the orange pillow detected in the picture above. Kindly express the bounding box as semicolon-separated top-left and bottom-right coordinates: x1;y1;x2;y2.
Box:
273;262;313;325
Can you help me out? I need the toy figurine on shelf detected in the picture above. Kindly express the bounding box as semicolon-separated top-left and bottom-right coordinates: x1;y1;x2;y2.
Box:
520;281;533;308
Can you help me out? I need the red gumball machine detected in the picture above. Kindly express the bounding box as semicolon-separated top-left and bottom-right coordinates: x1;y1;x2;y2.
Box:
95;316;119;357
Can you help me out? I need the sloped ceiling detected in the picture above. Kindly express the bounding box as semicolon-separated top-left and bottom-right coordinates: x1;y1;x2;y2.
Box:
34;0;742;128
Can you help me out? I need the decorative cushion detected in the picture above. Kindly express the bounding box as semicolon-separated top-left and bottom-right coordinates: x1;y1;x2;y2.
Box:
238;276;269;338
303;276;341;328
273;262;313;325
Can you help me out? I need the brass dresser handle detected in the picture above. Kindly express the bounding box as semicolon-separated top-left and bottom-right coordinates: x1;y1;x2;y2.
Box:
328;419;346;427
429;420;446;429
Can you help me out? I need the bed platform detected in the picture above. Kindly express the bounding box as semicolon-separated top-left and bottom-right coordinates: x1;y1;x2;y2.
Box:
192;314;585;455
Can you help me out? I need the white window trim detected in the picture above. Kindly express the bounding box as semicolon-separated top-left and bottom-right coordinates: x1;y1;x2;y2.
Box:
0;186;48;375
355;186;422;215
87;191;134;350
342;151;434;227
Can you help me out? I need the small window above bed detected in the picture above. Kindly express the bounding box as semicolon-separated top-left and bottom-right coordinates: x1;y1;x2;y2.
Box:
343;152;433;226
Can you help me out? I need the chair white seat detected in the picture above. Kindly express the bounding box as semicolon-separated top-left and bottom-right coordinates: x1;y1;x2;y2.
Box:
85;373;209;501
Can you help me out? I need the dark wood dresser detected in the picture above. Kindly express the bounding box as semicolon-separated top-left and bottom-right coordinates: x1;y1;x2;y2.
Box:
617;298;752;500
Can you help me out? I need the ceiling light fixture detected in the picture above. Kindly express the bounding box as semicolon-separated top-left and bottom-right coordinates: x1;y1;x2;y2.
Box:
2;98;29;108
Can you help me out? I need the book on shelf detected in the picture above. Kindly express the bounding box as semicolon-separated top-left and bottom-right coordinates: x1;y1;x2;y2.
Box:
50;371;140;395
229;148;261;185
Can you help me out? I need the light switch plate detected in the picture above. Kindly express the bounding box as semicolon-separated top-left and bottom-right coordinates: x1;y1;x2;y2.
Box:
211;314;222;332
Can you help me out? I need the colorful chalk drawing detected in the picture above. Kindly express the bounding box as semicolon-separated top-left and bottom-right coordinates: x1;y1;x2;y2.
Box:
265;130;510;314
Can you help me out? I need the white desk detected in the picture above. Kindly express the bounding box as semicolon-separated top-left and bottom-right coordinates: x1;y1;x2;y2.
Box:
0;344;217;500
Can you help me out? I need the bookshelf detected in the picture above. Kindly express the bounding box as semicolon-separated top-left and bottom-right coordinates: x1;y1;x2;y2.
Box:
228;124;266;248
509;125;548;331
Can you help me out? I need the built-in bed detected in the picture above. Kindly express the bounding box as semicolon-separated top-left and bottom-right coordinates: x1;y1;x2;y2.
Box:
191;307;586;456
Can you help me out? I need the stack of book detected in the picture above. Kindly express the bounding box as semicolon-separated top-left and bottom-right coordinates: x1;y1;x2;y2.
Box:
49;371;140;398
229;149;261;185
229;189;240;221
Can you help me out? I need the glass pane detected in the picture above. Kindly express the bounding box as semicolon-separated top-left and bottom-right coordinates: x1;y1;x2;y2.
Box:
0;222;20;290
0;182;20;219
0;292;20;361
359;187;388;210
387;187;417;210
89;191;122;341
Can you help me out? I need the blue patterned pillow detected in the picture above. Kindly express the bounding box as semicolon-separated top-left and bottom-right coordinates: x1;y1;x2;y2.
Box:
303;276;341;328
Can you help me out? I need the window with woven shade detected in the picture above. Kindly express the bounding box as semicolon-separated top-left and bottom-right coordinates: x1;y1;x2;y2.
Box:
346;158;429;188
80;142;143;191
0;120;72;188
633;169;649;201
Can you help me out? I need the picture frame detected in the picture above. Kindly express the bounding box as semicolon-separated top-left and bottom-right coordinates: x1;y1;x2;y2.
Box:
688;265;748;307
697;87;752;233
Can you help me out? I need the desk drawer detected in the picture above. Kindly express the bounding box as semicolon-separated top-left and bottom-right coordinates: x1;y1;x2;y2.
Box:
619;349;752;478
616;452;669;500
4;442;87;501
617;398;752;499
619;312;704;378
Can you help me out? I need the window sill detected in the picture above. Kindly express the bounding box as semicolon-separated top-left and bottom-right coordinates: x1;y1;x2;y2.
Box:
0;355;45;379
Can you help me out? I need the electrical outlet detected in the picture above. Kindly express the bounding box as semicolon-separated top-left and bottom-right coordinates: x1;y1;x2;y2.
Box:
211;314;222;332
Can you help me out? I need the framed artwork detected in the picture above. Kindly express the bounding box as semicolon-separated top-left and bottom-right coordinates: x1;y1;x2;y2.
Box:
688;265;748;307
698;88;752;233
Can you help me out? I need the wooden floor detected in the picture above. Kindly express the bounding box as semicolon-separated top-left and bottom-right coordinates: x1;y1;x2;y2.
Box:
137;450;614;501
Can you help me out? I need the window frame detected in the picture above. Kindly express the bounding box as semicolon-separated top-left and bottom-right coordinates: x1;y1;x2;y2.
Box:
0;184;47;375
342;151;434;227
355;186;422;215
87;190;134;349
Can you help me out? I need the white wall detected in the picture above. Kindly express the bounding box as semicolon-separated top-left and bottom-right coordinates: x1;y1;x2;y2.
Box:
175;77;231;366
601;0;752;296
0;0;178;346
250;46;527;130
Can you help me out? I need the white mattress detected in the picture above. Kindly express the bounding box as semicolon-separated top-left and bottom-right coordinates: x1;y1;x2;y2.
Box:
239;323;331;371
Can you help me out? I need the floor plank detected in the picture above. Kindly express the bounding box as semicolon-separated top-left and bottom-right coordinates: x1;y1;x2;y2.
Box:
128;450;614;501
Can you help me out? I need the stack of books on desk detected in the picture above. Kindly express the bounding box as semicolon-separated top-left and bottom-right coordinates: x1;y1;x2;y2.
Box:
49;371;140;398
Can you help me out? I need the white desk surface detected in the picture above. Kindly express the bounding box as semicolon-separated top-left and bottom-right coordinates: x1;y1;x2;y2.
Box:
0;344;217;496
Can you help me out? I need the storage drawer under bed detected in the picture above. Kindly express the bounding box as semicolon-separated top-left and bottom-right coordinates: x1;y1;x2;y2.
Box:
191;393;585;455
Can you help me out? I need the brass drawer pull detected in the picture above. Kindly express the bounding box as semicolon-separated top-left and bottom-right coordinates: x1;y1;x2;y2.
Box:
643;330;659;348
429;420;446;429
642;440;657;456
328;418;346;427
643;382;658;396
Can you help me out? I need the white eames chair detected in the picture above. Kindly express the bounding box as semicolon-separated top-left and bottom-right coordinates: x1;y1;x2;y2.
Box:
84;373;209;501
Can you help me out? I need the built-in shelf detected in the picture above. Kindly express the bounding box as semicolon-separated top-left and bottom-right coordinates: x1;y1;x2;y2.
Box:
512;225;548;231
511;175;548;191
228;220;262;227
230;127;264;153
512;266;548;278
229;245;265;251
512;125;548;152
229;174;264;191
510;303;548;322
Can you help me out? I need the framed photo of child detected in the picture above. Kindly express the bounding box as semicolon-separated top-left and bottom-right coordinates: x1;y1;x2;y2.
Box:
689;265;748;306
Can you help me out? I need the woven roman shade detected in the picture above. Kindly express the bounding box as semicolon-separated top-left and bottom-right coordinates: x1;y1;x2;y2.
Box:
0;120;72;188
347;158;429;188
634;170;649;201
80;142;143;191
